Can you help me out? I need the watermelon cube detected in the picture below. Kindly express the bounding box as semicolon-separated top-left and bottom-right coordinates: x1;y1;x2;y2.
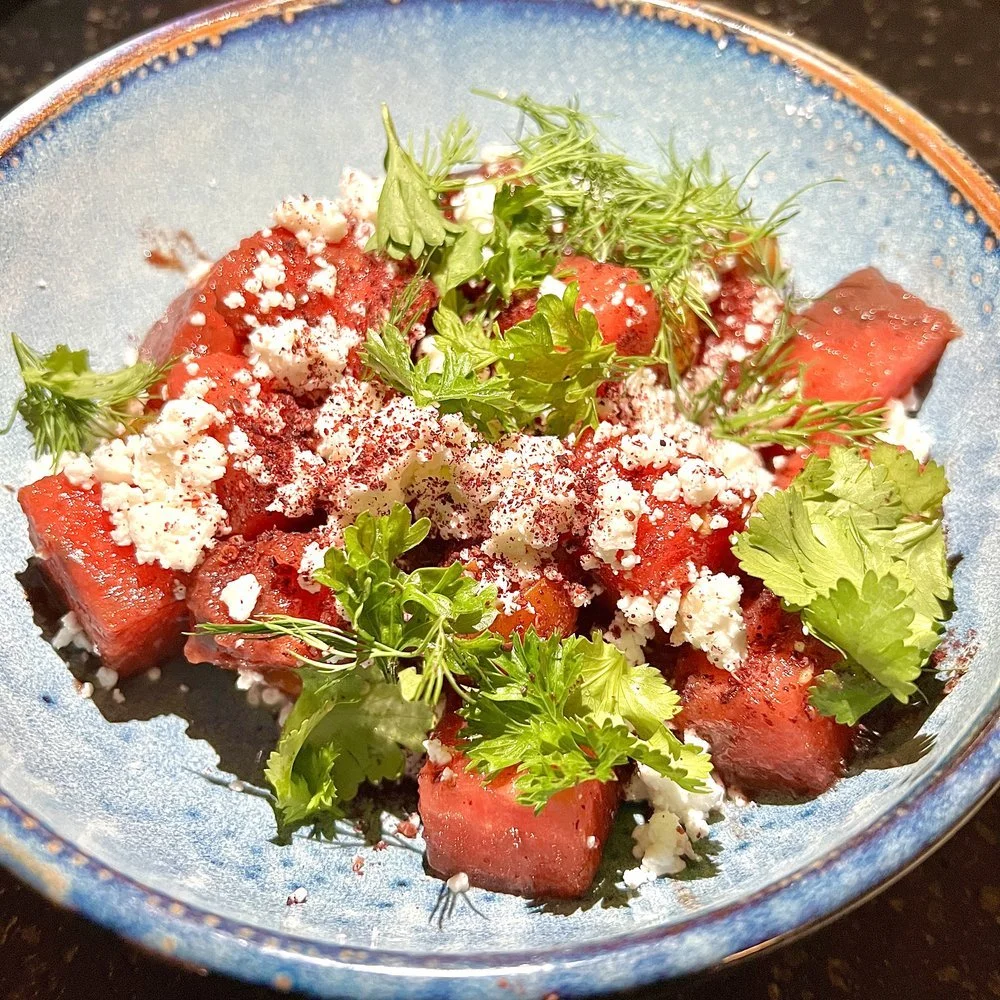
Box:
19;475;189;677
418;714;620;899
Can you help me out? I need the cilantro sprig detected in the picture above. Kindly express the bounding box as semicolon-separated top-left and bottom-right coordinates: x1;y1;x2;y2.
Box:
3;334;169;463
733;445;953;725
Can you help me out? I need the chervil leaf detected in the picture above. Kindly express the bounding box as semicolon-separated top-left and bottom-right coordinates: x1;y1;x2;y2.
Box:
3;333;170;463
265;667;433;839
733;446;953;724
497;285;626;436
461;631;709;811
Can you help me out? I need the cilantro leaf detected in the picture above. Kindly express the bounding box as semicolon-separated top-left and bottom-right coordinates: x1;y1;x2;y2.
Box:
808;669;892;726
870;443;948;518
265;667;433;839
3;333;170;463
733;446;953;725
802;573;923;702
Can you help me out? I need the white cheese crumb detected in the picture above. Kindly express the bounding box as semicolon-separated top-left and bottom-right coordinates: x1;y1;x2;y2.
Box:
617;594;656;626
452;178;497;234
222;290;246;310
219;573;262;622
423;737;453;766
590;479;648;569
446;872;470;894
50;611;95;654
538;274;568;299
273;195;348;252
623;758;724;884
654;590;681;633
876;398;933;463
79;681;94;699
95;666;119;690
286;886;309;905
189;311;206;327
670;568;746;671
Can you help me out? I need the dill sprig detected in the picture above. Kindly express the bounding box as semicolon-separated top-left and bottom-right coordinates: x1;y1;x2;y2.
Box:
477;92;801;333
2;334;170;463
676;306;887;449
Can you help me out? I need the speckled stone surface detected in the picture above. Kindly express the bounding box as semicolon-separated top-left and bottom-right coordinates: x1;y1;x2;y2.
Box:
0;1;997;998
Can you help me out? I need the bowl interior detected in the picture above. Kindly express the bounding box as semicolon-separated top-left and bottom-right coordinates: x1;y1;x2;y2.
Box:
0;0;997;985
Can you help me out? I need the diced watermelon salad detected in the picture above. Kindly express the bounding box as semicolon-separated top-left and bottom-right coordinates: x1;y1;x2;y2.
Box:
8;95;957;901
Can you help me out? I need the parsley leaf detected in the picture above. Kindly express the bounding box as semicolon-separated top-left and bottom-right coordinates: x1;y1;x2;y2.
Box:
3;333;170;464
733;446;952;725
265;666;433;839
314;505;500;703
366;105;484;293
461;631;710;811
481;184;560;301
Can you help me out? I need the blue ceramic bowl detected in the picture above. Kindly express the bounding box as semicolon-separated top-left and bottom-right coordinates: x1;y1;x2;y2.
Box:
0;2;998;997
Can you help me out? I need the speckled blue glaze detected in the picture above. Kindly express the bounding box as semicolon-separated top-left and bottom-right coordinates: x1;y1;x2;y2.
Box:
0;1;997;997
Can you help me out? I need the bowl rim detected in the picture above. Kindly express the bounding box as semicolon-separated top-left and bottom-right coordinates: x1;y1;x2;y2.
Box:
0;1;998;996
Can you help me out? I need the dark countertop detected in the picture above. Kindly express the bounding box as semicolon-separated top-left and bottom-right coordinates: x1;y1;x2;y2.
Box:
0;1;997;998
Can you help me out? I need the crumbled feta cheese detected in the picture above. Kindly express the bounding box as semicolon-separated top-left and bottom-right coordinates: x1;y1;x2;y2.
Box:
654;591;681;633
675;457;726;506
337;168;383;223
87;377;230;573
423;738;453;766
446;872;470;894
219;573;262;622
95;665;119;690
273;195;348;253
590;479;648;568
307;262;338;298
248;315;361;392
79;681;94;699
189;311;206;327
222;290;246;310
414;334;446;374
604;612;654;665
670;568;746;671
877;398;933;463
452;178;497;234
538;274;568;299
623;758;724;883
50;611;95;654
617;594;656;626
286;886;309;905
